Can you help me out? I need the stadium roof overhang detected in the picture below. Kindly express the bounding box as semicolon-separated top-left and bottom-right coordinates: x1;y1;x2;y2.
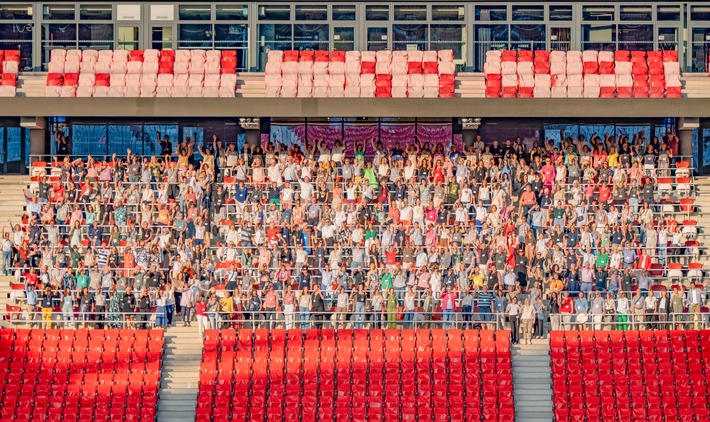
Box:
1;98;710;118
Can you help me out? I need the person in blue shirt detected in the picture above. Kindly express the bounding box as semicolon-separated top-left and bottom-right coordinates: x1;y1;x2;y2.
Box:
574;292;589;330
235;181;249;205
25;284;37;326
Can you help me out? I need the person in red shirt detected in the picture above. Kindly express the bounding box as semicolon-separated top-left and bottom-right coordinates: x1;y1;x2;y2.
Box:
385;246;398;268
559;291;575;330
598;183;612;203
195;295;208;337
266;223;280;245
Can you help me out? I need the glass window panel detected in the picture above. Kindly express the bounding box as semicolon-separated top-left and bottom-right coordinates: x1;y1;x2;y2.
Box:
658;27;678;51
179;24;213;48
78;24;113;49
118;26;139;51
394;5;427;21
332;5;356;21
367;27;389;51
366;5;389;21
71;124;108;156
432;5;464;21
0;4;33;20
108;125;144;156
0;24;33;70
657;5;681;21
143;124;179;157
215;24;249;50
431;25;464;59
258;5;290;21
544;124;579;145
0;128;4;166
618;24;653;50
703;129;710;167
691;28;710;72
179;5;211;21
182;126;205;162
692;6;710;21
43;4;75;20
80;4;112;20
620;6;651;21
216;4;248;20
582;24;616;51
579;125;615;144
474;25;508;71
333;27;355;51
294;24;329;50
475;6;507;21
511;24;546;50
393;24;428;51
512;6;544;21
549;5;573;21
616;125;650;142
43;23;77;44
259;23;292;49
296;5;327;21
583;5;615;21
6;127;20;164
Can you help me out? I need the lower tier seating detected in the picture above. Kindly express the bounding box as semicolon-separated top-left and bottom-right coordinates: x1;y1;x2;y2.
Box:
551;330;710;421
198;329;514;422
0;328;163;422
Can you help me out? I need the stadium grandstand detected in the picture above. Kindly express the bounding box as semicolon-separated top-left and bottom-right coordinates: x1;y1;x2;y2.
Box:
3;1;710;422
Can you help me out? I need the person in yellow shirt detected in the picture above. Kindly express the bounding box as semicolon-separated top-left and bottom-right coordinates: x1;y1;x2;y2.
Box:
548;275;564;295
607;146;620;167
470;267;485;289
219;291;235;328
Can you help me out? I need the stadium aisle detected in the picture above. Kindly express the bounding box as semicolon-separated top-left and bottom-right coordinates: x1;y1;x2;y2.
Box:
157;326;202;422
512;338;553;421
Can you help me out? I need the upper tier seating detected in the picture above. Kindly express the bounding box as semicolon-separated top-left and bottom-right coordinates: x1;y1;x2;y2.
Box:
485;50;681;98
0;49;20;97
45;49;238;98
197;328;514;422
550;330;710;421
0;328;163;422
264;50;455;98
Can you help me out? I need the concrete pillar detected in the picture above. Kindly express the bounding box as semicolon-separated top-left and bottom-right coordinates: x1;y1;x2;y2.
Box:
678;129;693;158
29;117;47;161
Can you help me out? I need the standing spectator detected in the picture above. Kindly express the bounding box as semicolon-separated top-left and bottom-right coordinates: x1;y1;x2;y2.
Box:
195;295;208;336
603;292;617;330
440;286;458;328
282;285;296;330
494;289;508;329
40;286;56;329
107;289;121;328
371;288;383;329
122;286;136;328
61;288;75;329
155;287;168;330
533;296;546;339
687;282;706;329
657;289;671;327
386;287;398;328
506;297;522;344
631;289;646;329
670;287;685;329
94;290;106;329
298;287;311;329
165;283;175;327
180;282;196;328
206;294;219;330
477;285;494;330
404;288;416;328
574;292;589;331
590;291;605;330
549;292;561;331
335;286;349;328
351;284;367;329
219;291;234;328
461;289;474;328
78;287;94;328
644;290;658;326
520;298;536;345
263;284;279;329
311;284;326;328
616;292;630;331
24;284;37;326
137;289;152;329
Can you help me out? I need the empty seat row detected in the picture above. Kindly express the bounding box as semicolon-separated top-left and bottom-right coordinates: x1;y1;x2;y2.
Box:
198;328;514;422
0;49;20;97
0;328;163;422
551;330;710;422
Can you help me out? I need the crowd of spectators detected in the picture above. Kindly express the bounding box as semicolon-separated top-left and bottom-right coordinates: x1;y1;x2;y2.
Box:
5;126;709;339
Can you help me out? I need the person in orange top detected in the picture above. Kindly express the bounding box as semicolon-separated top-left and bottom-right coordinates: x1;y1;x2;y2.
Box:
123;247;135;278
519;185;538;216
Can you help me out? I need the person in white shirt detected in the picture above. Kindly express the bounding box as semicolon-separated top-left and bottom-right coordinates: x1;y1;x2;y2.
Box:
520;298;536;345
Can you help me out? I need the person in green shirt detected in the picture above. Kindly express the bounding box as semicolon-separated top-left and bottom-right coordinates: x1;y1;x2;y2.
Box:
363;162;378;189
447;180;460;204
552;201;565;227
381;270;393;291
75;268;90;290
365;222;378;241
595;247;609;269
70;245;83;269
386;287;399;328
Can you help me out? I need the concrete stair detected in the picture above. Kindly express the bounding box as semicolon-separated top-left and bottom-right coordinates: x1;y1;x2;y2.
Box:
512;338;553;422
681;74;710;98
16;72;47;98
456;72;485;98
237;72;266;98
157;326;202;422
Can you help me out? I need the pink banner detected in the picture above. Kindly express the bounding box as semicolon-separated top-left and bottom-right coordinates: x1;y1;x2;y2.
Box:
343;125;379;155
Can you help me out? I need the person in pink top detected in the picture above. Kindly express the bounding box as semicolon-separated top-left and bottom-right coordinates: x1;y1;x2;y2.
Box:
540;157;556;192
440;286;458;328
